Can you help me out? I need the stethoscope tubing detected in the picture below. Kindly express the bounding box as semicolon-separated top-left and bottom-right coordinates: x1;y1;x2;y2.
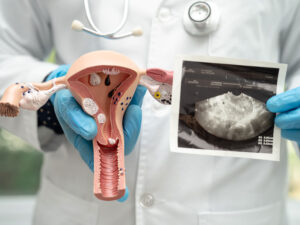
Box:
73;0;219;39
83;0;130;38
81;26;134;39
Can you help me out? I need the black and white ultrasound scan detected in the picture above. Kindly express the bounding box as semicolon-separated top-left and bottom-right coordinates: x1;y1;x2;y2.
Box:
170;56;287;161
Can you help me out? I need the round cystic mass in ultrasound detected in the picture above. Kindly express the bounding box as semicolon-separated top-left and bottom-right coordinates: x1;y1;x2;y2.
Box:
194;92;274;141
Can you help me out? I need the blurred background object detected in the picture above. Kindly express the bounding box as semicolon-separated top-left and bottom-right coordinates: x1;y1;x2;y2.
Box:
287;141;300;225
0;129;41;225
0;129;42;195
288;141;300;200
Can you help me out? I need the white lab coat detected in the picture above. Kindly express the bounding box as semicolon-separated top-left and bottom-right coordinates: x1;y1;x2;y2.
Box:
0;0;300;224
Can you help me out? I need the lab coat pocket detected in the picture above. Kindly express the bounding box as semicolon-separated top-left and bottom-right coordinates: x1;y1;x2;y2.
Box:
197;202;282;225
33;177;98;225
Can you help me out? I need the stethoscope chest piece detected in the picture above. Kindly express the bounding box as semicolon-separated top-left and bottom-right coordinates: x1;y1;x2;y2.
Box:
183;0;220;36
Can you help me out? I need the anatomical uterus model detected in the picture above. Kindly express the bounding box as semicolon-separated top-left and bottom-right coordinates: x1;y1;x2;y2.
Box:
0;50;173;201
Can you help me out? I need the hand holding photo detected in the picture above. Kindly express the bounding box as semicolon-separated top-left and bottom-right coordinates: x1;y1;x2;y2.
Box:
170;56;287;161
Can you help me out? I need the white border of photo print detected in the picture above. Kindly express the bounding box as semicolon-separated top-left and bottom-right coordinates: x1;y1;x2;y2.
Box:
170;55;287;161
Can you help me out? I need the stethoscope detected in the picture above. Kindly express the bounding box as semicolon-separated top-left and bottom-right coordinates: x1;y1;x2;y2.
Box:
71;0;220;39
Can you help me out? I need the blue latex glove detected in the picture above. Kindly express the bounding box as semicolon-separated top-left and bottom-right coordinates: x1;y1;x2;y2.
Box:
47;65;147;202
266;87;300;144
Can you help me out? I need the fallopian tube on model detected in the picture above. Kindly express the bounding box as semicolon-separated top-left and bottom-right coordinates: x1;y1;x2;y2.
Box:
0;50;173;201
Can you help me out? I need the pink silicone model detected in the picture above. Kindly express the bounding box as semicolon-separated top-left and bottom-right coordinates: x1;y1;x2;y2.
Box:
0;50;173;201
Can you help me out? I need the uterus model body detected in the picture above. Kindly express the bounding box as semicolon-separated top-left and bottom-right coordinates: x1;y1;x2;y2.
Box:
0;50;173;201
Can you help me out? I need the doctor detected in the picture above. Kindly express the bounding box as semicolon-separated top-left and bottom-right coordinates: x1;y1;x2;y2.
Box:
0;0;300;225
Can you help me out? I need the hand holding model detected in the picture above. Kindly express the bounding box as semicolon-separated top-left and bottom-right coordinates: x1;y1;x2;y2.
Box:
267;87;300;144
0;50;173;201
46;65;146;202
47;65;146;170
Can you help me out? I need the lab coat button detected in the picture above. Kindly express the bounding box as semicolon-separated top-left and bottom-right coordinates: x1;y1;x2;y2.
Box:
139;193;155;207
158;8;171;21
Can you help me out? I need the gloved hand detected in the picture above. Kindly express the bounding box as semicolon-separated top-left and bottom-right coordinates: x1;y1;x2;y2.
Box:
47;65;147;202
266;87;300;144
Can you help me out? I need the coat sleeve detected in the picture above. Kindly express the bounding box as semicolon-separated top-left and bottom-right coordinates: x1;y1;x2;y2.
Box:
0;0;58;150
279;0;300;156
280;0;300;90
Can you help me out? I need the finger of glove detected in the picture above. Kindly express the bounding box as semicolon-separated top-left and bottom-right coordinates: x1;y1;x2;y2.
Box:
117;187;129;202
267;87;300;113
130;85;147;107
123;105;142;155
54;89;97;140
56;114;94;171
46;65;70;81
275;107;300;129
281;129;300;142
